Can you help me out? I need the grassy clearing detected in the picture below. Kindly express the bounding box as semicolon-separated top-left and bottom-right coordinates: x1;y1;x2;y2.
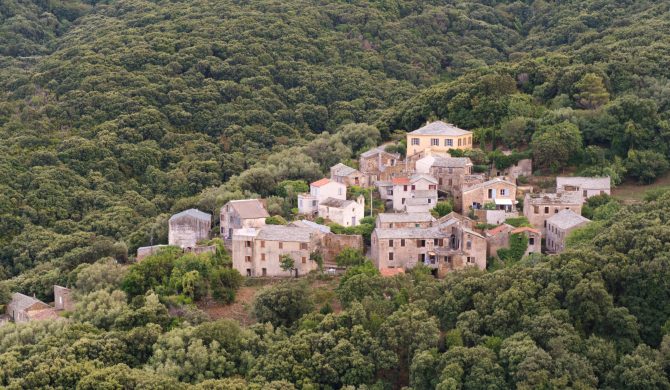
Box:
612;172;670;203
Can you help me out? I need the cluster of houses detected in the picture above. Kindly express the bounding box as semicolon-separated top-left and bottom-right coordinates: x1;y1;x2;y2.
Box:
1;285;73;326
131;121;608;280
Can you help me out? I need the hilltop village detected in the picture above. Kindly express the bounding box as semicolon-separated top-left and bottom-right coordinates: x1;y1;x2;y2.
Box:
142;120;609;278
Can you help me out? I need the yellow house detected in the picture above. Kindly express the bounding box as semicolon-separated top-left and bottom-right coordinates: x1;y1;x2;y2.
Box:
406;121;473;157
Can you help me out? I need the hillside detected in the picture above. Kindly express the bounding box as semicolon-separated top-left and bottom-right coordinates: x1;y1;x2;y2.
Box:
2;0;670;388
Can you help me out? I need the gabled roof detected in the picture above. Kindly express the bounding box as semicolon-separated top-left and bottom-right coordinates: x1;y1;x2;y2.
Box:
320;197;356;208
430;156;472;168
10;293;50;312
374;226;444;239
27;308;59;321
169;209;211;222
311;178;331;187
547;209;590;230
486;224;514;237
525;191;583;205
556;176;611;190
226;199;270;219
377;212;435;224
331;163;359;177
511;226;541;235
290;220;331;234
409;121;472;136
463;177;516;193
392;177;410;185
360;145;400;159
410;173;438;184
256;225;317;242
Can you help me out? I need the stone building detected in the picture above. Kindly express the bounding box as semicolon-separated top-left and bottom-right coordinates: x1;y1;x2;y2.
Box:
406;121;473;157
298;178;346;215
546;210;590;253
375;212;436;228
486;224;541;258
220;199;269;239
6;293;57;323
490;155;533;182
318;196;365;227
523;192;583;234
416;155;473;194
330;163;367;187
232;225;323;277
359;145;404;183
460;178;517;213
53;285;74;311
391;174;438;212
556;176;611;201
370;214;486;277
511;226;542;256
168;209;212;249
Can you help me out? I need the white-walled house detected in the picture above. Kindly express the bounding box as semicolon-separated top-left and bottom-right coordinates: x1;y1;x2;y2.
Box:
318;195;365;227
392;174;438;212
298;178;346;215
556;176;611;200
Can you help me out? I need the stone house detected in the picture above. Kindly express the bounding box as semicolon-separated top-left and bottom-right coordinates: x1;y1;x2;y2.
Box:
391;174;438;212
486;224;541;258
6;293;57;323
298;178;346;215
375;180;394;202
375;212;436;228
556;176;611;200
416;155;473;194
406;121;473;157
546;210;590;253
330;163;367;187
220;199;269;239
318;196;365;227
359;145;404;182
54;285;74;311
523;192;583;234
370;214;486;277
490;155;532;182
168;209;212;249
460;178;517;213
232;225;323;277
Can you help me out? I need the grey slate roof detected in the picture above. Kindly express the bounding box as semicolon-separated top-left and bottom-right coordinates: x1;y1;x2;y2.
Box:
556;176;610;190
10;293;49;312
320;197;356;208
377;212;435;224
374;226;445;239
409;121;471;136
360;145;400;158
227;199;270;219
290;220;331;233
525;191;583;205
170;208;211;222
331;163;359;177
431;157;472;168
257;225;317;242
410;173;438;184
547;209;590;230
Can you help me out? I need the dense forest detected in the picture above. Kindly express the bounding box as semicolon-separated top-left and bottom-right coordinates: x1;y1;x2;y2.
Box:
2;0;670;388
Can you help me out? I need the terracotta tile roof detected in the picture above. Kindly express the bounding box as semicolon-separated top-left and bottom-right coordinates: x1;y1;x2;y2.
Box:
380;268;405;277
511;226;541;235
392;177;410;185
311;178;331;187
486;224;512;237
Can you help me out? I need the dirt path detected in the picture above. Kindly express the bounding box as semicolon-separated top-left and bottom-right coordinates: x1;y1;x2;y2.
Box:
198;286;258;325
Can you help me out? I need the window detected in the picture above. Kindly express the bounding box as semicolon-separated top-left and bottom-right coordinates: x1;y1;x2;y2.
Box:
468;136;472;145
467;257;475;264
544;220;547;227
389;239;394;247
261;254;266;261
387;189;393;196
411;138;420;145
418;239;426;247
544;207;549;214
458;139;462;146
403;185;408;191
279;242;283;249
388;252;394;261
411;185;416;190
534;205;539;214
448;168;453;174
401;239;406;247
429;184;436;190
246;269;251;277
262;268;267;276
300;243;308;250
434;238;439;246
428;198;432;204
245;241;252;248
445;139;453;146
302;257;307;264
583;190;588;197
554;208;558;213
402;198;406;204
488;189;494;198
466;240;472;250
260;240;265;248
415;224;419;227
448;179;453;186
431;138;439;146
338;187;342;195
439;178;443;185
445;256;452;263
245;256;251;262
500;189;508;196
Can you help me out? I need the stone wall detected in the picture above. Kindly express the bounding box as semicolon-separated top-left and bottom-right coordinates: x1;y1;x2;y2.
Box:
322;234;364;265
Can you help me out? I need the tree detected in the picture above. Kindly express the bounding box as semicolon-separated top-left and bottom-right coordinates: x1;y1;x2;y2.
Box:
335;248;366;267
625;149;670;184
531;121;583;171
279;254;295;275
432;200;453;217
574;73;610;109
252;282;313;327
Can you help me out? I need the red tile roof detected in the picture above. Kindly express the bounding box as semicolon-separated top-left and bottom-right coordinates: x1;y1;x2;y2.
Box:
380;267;405;277
511;226;541;235
392;177;410;185
486;224;510;236
311;178;330;187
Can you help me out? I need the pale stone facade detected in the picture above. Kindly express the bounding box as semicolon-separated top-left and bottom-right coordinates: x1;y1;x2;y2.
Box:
370;214;486;277
330;163;367;187
546;210;590;253
486;225;541;258
490;157;533;182
556;176;611;201
318;195;365;227
53;285;74;311
168;209;212;249
298;178;346;215
6;293;57;323
359;145;405;183
375;212;436;228
391;174;438;212
523;192;583;235
220;199;269;239
406;121;473;157
460;178;517;213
